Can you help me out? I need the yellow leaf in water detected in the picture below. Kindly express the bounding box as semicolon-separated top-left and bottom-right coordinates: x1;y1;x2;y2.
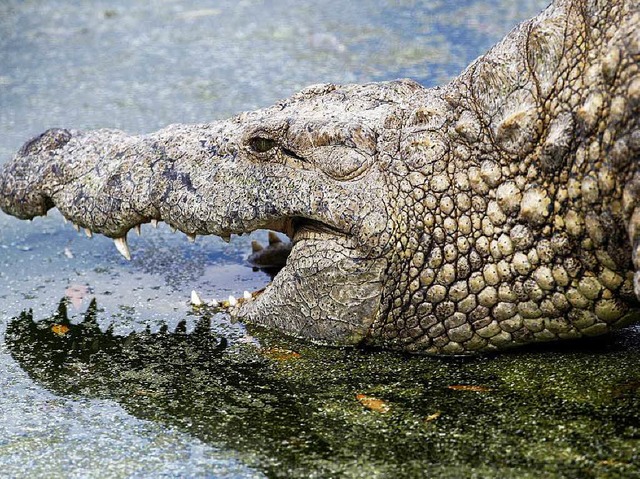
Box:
447;385;492;392
51;324;70;336
356;394;391;413
134;389;161;397
262;347;301;361
424;411;442;422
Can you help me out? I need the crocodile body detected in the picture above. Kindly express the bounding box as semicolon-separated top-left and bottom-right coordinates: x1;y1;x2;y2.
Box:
1;0;639;354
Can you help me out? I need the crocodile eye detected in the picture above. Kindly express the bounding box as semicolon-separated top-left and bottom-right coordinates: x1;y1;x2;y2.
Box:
249;137;277;153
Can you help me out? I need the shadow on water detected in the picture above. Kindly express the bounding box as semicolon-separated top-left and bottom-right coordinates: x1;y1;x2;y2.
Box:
6;300;640;478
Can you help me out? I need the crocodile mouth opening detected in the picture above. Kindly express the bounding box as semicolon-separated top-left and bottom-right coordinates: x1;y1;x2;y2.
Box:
227;216;355;314
290;217;346;243
111;213;351;309
51;203;362;317
245;217;345;244
245;216;348;275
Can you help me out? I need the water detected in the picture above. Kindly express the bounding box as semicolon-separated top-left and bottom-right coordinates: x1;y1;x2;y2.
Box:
2;1;639;477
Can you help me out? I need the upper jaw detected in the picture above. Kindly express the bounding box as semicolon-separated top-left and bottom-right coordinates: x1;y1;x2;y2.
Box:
0;123;367;257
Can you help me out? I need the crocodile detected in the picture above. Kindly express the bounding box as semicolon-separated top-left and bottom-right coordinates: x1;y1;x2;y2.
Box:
1;0;639;354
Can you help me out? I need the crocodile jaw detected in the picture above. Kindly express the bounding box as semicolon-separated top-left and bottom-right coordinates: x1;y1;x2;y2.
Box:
235;233;386;345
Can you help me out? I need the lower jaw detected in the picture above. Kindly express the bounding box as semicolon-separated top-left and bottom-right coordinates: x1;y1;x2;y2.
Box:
234;236;386;347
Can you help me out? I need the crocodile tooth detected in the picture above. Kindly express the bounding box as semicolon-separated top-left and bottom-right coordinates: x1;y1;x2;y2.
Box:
72;223;80;232
220;234;231;243
268;231;282;245
170;226;177;233
251;240;264;252
210;299;219;307
113;236;131;260
84;228;93;238
187;233;197;243
228;295;237;306
62;217;68;224
190;290;203;306
151;219;159;228
134;224;141;236
243;290;252;300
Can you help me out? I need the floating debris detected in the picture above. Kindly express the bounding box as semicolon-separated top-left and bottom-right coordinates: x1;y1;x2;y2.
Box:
356;394;391;413
51;324;70;336
447;385;493;392
424;411;442;422
261;347;301;361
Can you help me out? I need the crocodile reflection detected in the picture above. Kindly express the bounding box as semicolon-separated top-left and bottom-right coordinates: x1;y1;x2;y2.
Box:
7;299;640;477
6;300;228;391
5;299;328;475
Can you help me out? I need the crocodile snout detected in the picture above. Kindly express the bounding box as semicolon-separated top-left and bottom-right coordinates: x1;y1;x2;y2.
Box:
0;128;72;219
18;128;72;157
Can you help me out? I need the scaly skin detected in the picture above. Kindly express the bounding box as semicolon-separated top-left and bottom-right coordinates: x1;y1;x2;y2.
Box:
1;0;639;354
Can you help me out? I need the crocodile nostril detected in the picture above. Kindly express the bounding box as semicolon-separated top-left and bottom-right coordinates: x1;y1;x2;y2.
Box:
19;128;72;157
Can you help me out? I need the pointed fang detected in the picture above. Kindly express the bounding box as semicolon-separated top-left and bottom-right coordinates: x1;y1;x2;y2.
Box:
243;291;252;300
187;233;197;243
220;234;231;243
151;219;159;228
268;231;282;245
113;237;131;260
84;228;93;238
251;240;264;252
210;299;220;308
191;290;203;306
135;224;141;236
72;223;80;232
228;295;238;306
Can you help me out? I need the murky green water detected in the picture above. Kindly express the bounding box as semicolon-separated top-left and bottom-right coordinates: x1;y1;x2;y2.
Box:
1;1;639;477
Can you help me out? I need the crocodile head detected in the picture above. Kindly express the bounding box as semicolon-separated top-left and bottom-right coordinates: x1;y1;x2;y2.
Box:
0;80;424;346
